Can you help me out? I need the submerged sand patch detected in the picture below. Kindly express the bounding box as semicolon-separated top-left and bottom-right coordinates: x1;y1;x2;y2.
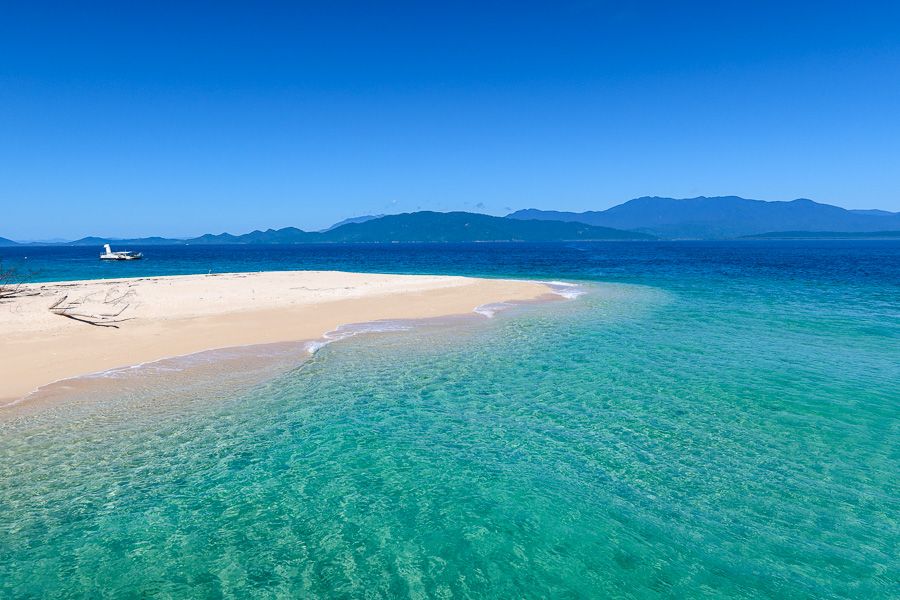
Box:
0;271;551;406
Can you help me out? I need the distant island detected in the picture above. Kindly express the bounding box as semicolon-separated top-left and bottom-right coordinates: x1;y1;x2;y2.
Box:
508;196;900;239
2;212;653;246
3;196;900;245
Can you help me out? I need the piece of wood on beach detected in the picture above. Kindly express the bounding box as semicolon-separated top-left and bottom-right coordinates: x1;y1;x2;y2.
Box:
48;293;135;328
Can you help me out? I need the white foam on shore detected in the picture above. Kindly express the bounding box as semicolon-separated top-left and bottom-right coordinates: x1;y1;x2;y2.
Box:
306;321;414;354
474;280;586;317
79;344;301;381
542;281;587;299
473;301;516;318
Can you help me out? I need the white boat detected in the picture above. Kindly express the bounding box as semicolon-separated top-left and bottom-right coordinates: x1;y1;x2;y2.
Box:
100;243;143;260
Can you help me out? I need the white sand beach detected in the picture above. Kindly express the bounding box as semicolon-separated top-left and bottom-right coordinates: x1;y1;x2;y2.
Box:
0;271;552;405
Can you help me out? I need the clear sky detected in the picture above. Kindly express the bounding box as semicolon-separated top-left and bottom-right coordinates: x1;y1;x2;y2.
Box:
2;1;899;239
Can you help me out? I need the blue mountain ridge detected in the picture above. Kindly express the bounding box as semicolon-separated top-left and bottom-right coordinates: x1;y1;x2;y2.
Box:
1;211;652;246
4;197;899;244
508;196;900;239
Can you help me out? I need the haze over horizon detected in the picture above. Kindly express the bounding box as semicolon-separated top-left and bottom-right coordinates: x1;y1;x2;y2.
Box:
3;1;900;239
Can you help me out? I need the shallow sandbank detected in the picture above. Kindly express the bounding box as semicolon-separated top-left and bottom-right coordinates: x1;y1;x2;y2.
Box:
0;271;552;406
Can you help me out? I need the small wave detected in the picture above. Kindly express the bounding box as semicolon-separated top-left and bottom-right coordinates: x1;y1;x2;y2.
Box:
474;281;586;317
84;362;184;380
307;321;413;354
542;281;587;299
473;301;515;319
0;397;26;409
79;344;286;380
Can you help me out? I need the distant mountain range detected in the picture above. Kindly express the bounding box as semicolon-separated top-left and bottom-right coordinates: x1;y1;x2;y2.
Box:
3;197;899;245
508;196;900;239
308;212;652;242
321;214;384;232
0;212;652;247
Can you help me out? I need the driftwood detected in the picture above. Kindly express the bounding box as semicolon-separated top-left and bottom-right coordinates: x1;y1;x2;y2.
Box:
1;262;135;327
0;263;39;301
48;289;136;328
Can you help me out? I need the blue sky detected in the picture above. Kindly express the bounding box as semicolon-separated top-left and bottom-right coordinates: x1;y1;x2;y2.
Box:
2;1;899;239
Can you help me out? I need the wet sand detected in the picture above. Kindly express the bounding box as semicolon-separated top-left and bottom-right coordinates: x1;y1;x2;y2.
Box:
0;271;552;406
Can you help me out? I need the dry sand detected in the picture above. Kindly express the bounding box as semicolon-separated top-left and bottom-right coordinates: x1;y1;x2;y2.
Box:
0;271;552;405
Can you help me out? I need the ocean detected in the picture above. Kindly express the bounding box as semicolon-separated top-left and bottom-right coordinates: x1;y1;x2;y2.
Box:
1;241;898;598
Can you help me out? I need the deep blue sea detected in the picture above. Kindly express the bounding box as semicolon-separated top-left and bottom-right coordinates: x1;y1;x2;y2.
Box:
1;241;898;598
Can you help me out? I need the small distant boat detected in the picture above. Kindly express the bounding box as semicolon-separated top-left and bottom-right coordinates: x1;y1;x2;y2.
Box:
100;243;143;261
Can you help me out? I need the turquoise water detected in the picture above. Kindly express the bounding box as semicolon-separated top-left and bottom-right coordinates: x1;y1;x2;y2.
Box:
1;242;898;598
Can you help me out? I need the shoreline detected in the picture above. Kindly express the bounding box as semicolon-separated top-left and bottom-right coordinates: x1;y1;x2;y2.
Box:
0;271;555;409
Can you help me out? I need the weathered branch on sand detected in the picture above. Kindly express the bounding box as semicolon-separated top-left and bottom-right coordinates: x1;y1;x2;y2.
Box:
48;290;136;328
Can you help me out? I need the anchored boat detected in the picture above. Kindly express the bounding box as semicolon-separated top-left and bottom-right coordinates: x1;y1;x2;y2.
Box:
100;243;143;260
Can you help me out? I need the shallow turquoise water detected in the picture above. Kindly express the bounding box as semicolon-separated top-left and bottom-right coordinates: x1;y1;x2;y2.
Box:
1;243;898;598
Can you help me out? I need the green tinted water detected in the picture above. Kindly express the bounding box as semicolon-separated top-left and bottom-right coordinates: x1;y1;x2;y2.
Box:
1;271;898;598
